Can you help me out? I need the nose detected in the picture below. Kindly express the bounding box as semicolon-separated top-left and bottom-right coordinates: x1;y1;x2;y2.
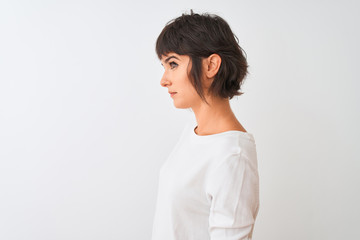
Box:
160;72;170;88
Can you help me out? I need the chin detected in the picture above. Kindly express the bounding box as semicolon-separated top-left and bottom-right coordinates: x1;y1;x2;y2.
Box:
173;104;187;109
173;101;190;109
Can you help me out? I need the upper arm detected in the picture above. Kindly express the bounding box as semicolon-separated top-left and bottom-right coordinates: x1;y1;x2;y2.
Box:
205;151;260;240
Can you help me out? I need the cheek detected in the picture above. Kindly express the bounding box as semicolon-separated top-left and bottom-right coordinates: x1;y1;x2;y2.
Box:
182;84;199;102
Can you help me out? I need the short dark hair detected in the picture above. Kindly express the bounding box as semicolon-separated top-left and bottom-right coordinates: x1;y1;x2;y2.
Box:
156;10;249;104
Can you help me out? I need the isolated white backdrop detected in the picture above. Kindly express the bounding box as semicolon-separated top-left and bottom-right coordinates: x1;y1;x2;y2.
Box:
0;0;359;239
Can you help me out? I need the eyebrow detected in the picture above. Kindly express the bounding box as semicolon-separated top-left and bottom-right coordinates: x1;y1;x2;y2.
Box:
161;55;180;65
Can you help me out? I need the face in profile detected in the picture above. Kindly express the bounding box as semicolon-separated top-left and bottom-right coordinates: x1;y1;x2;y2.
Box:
160;52;202;109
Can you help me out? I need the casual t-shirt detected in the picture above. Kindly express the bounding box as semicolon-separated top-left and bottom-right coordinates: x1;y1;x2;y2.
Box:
151;120;260;240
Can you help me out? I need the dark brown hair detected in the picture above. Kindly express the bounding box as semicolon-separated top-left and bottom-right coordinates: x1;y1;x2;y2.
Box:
156;10;249;105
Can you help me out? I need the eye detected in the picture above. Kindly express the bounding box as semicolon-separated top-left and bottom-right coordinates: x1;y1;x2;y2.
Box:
169;61;178;69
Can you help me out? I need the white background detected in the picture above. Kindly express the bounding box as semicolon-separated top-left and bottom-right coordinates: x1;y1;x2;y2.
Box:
0;0;359;239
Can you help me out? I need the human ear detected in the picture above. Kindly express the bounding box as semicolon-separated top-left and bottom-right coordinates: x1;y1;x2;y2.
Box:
203;54;221;79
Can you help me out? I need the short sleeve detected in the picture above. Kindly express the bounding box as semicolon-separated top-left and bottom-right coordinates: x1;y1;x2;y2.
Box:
205;151;260;240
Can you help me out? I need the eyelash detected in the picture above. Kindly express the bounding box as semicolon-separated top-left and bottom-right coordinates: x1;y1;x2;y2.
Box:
169;61;178;69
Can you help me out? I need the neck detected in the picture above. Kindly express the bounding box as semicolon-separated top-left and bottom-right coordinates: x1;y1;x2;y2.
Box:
191;95;240;135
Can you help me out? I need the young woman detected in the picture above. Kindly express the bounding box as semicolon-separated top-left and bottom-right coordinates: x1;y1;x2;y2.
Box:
152;10;259;240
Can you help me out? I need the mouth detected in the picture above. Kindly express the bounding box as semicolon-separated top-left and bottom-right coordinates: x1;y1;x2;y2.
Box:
170;92;177;97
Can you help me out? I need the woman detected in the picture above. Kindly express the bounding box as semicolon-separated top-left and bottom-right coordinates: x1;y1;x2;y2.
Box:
152;10;259;240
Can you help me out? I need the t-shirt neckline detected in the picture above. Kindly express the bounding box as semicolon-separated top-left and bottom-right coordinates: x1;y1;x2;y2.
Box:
190;122;255;143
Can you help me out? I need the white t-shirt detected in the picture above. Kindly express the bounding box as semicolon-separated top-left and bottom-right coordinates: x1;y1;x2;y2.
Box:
151;120;260;240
